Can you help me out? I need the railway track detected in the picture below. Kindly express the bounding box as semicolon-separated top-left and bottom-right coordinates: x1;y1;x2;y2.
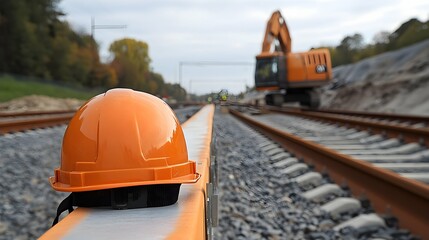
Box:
263;105;429;147
306;107;429;126
4;103;427;238
0;111;75;135
0;104;202;135
0;110;76;118
229;106;429;239
233;103;429;126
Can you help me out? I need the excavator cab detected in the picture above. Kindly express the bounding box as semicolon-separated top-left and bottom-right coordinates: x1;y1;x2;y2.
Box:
255;54;288;90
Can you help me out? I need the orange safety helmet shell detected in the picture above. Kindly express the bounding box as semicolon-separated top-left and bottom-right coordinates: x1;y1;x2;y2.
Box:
50;89;200;192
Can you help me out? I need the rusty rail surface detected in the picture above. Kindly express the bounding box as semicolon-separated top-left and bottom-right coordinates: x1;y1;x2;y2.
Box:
232;102;429;124
265;106;429;146
312;108;429;125
230;109;429;240
0;110;76;118
0;102;201;135
0;113;74;134
261;105;429;124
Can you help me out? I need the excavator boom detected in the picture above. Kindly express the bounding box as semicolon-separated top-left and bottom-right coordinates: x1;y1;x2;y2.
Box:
261;11;292;54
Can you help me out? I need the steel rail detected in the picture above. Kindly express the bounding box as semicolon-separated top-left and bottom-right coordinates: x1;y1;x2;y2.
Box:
0;110;76;117
232;102;429;124
0;113;74;134
258;105;429;124
230;109;429;239
312;108;429;124
0;101;203;118
265;106;429;146
0;102;202;134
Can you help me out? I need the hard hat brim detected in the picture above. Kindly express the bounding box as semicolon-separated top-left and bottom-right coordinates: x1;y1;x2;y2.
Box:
50;172;201;192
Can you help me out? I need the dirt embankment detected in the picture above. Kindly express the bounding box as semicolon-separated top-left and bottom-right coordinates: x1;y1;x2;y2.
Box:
321;39;429;115
0;95;85;113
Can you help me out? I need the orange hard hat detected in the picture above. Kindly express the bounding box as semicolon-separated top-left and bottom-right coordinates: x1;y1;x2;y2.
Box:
50;88;200;192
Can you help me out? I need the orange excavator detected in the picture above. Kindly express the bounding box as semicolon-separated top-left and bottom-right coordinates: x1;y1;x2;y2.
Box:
255;10;332;107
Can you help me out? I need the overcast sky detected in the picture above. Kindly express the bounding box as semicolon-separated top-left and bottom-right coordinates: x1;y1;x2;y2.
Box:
60;0;429;94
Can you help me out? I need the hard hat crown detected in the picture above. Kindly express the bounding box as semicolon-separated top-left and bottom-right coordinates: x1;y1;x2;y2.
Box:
50;88;200;192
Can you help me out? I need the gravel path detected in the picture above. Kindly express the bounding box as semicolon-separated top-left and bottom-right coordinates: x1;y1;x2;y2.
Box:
0;107;199;240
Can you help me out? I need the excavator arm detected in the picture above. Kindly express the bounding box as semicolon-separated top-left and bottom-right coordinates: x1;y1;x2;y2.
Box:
261;10;292;54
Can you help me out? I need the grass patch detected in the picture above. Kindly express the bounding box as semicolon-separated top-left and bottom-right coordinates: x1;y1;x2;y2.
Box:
0;75;100;102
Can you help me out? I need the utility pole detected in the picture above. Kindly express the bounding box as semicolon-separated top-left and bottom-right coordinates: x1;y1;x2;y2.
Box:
91;17;127;38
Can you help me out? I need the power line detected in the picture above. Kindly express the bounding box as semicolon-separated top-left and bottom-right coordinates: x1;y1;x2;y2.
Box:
91;17;127;38
180;61;254;66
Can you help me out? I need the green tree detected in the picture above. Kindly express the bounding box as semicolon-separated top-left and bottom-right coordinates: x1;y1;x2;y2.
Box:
0;0;115;89
109;38;151;74
393;19;429;49
108;38;186;100
110;55;140;89
314;18;429;67
0;0;61;77
335;33;364;65
109;38;152;90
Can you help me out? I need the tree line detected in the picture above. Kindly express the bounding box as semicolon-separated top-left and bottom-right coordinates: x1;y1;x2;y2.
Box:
316;18;429;67
2;0;428;97
0;0;186;100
